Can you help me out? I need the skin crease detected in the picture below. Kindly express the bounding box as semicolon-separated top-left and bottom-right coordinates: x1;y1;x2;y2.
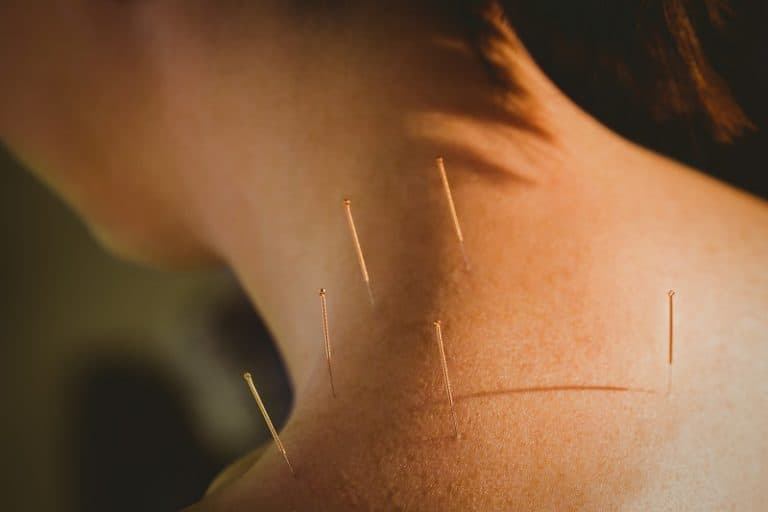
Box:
1;1;767;510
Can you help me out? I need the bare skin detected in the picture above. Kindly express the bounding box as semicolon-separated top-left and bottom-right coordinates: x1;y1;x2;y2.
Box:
1;2;766;510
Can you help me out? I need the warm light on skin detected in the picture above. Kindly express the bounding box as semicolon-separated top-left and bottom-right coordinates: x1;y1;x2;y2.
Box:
2;3;767;511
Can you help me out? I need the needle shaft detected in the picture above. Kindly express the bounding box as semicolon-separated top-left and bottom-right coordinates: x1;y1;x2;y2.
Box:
243;372;296;476
433;320;459;438
436;157;470;271
343;199;375;305
667;290;675;396
319;288;336;397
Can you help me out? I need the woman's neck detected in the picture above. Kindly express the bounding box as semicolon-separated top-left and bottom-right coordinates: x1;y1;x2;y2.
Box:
143;6;767;510
196;68;634;400
152;0;653;397
191;81;681;509
177;12;716;510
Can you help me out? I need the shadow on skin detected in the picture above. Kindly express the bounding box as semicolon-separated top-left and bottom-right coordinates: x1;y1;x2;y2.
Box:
418;385;660;410
407;385;659;444
455;385;658;404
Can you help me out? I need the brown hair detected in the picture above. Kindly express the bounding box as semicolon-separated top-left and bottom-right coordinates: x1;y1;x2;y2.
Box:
456;0;755;143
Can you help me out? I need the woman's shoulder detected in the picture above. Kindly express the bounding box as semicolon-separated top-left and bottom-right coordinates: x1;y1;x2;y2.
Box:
187;150;768;511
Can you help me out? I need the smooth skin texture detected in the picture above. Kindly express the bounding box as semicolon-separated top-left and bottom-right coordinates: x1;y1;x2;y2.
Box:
1;2;766;510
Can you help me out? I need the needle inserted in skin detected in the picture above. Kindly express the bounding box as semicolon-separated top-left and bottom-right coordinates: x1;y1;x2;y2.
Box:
433;320;459;438
319;288;336;397
436;157;470;271
667;290;675;396
243;372;296;477
343;199;375;306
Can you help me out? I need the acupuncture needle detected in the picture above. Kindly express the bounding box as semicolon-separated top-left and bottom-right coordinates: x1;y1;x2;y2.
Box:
343;198;375;306
667;290;675;396
319;288;336;397
436;157;470;271
243;372;296;477
433;320;459;439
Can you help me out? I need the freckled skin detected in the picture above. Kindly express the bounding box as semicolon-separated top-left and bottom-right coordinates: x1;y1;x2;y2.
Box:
2;2;767;510
191;147;768;511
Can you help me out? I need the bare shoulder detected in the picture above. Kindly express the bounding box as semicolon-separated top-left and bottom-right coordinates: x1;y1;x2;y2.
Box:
191;153;768;511
617;153;768;510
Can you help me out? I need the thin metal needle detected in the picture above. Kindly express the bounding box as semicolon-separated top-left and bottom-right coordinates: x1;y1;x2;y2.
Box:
436;157;470;271
243;372;296;477
433;320;459;439
667;290;675;396
343;199;375;306
319;288;336;397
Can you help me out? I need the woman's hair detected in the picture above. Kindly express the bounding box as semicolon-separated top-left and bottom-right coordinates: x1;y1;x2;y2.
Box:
451;0;757;144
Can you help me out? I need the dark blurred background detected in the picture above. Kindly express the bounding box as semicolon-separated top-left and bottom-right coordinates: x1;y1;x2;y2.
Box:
0;147;292;511
1;5;768;511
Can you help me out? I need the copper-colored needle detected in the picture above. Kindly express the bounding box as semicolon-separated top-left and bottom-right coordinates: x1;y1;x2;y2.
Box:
343;199;374;305
319;288;336;397
667;290;675;395
433;320;459;438
436;157;470;271
243;372;296;477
